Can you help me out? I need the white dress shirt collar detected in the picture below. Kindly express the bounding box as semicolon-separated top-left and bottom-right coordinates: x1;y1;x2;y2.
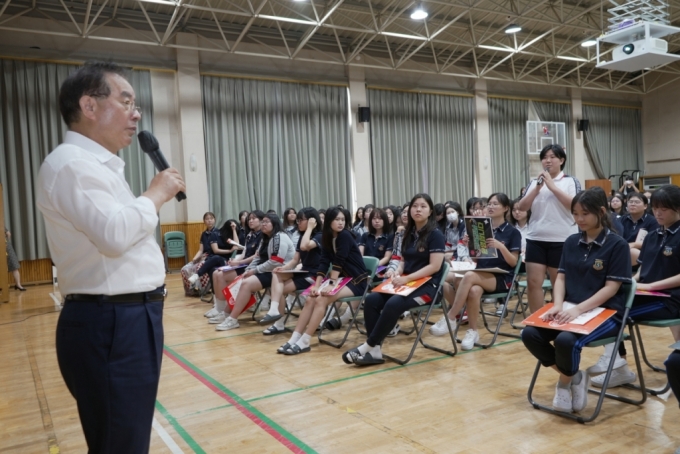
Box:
64;130;125;172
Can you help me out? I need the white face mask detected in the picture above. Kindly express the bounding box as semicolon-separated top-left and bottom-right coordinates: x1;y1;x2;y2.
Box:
446;212;458;223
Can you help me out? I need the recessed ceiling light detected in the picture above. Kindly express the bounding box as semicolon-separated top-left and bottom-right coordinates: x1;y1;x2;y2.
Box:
505;24;522;34
581;39;597;47
410;4;428;20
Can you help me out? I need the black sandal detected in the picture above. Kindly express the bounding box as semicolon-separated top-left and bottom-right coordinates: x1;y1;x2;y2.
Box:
259;314;283;325
342;347;361;364
354;352;385;366
277;342;292;354
283;344;310;355
263;325;285;336
325;318;342;330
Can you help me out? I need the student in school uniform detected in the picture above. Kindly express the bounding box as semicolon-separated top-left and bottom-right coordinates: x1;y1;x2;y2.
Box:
384;206;409;279
383;206;398;235
258;208;323;335
619;193;659;264
342;193;445;366
435;203;447;234
516;144;581;314
181;212;219;296
589;185;680;388
430;193;521;348
353;204;374;238
509;198;530;256
352;207;364;230
522;188;632;413
237;210;250;244
214;213;295;331
609;193;626;217
187;219;239;287
358;208;394;268
282;207;300;245
277;207;369;355
206;211;264;321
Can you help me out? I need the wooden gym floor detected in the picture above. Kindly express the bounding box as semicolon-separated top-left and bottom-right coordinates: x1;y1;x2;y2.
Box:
1;274;678;454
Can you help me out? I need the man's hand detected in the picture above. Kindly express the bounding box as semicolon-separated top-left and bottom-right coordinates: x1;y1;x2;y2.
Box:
143;168;186;211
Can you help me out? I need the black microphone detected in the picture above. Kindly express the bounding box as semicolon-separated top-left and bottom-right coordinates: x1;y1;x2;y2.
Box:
537;167;548;185
137;131;186;202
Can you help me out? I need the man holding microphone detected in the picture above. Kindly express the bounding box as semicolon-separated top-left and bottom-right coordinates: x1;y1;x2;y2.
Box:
37;61;185;453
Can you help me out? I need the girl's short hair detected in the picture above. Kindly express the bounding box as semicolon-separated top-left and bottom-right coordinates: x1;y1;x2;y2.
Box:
509;198;531;225
368;208;389;235
650;185;680;212
571;188;612;231
539;144;567;170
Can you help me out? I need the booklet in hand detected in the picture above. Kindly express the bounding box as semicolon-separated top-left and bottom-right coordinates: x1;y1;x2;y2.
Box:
301;277;352;296
522;302;616;335
373;276;432;296
464;216;497;258
635;289;670;298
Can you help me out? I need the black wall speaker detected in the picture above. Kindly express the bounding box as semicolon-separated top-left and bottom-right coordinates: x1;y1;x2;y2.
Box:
577;119;589;132
358;107;371;123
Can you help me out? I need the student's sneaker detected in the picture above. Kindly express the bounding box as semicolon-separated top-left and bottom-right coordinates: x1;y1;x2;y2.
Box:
215;318;240;331
429;316;455;336
591;365;637;388
586;351;627;375
204;307;219;318
495;304;507;317
387;324;400;337
570;371;590;412
483;298;496;304
208;312;226;324
188;274;199;285
552;384;572;413
400;310;411;319
460;329;479;350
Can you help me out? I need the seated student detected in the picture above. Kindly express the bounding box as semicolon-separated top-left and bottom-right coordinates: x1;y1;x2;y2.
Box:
353;204;374;238
358;208;394;268
434;203;447;234
522;188;631;413
509;198;530;256
619;193;659;264
238;210;250;244
282;207;300;245
609;193;626;218
385;206;409;279
341;193;445;366
318;209;326;227
181;212;219;296
589;185;680;388
206;211;263;321
430;193;521;348
258;208;323;334
277;207;369;355
188;219;239;287
215;213;295;331
352;207;364;230
383;206;398;235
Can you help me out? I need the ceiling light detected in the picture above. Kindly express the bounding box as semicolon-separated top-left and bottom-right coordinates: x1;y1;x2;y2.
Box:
581;39;597;47
410;4;428;20
505;24;522;34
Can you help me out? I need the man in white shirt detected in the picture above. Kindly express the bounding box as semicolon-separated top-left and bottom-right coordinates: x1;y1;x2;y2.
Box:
37;61;185;453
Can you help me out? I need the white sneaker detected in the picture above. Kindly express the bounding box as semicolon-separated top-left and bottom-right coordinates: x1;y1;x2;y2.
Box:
188;274;199;285
591;365;636;388
461;329;479;350
430;316;455;336
552;383;572;413
587;351;627;375
495;304;507;317
215;317;240;331
208;312;226;324
387;324;400;337
483;298;496;304
571;371;590;412
204;307;219;318
400;310;411;319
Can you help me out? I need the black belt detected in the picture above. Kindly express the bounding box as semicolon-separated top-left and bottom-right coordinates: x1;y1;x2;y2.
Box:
65;286;165;304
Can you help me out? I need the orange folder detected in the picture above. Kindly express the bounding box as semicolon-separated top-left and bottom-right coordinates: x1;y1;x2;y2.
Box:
372;276;432;296
522;303;617;335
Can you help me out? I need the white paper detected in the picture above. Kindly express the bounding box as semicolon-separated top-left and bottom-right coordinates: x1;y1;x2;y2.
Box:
451;261;476;271
635;229;648;244
562;302;605;325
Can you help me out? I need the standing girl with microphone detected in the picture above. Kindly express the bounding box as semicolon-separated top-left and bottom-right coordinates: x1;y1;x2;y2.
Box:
516;144;580;314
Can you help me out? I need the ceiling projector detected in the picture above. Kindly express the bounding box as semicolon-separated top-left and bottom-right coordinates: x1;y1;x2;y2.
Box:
596;22;680;72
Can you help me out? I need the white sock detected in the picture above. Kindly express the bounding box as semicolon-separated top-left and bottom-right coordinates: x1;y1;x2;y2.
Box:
215;298;227;313
340;307;352;323
288;331;302;345
368;344;382;359
267;302;280;317
603;343;616;357
296;333;311;349
357;342;371;355
273;318;285;330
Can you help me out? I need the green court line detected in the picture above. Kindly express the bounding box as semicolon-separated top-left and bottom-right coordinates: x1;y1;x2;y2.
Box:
174;338;522;418
155;400;207;454
165;345;317;454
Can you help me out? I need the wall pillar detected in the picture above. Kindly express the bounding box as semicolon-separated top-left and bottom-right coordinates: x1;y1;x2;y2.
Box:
348;65;373;211
474;79;493;197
